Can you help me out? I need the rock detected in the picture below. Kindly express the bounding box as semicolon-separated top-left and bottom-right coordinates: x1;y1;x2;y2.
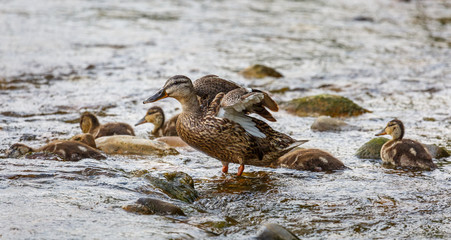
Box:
239;64;283;79
256;223;299;240
19;134;37;141
423;144;450;159
282;94;370;117
145;172;199;203
355;137;389;159
310;116;350;132
155;136;190;148
95;135;179;156
122;197;185;216
276;148;345;171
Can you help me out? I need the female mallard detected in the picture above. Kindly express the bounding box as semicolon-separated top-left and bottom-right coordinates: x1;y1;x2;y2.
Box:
375;119;436;170
80;112;135;138
143;75;306;176
135;106;179;137
7;133;106;161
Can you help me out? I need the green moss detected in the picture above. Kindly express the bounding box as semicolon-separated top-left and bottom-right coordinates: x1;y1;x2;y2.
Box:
145;172;198;203
282;94;370;117
356;137;389;159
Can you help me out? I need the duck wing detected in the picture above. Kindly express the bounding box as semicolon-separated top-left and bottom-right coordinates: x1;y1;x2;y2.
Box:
193;75;278;121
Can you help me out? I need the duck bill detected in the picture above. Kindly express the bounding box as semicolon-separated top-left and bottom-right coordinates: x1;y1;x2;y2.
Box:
143;89;168;104
135;117;147;126
375;128;387;136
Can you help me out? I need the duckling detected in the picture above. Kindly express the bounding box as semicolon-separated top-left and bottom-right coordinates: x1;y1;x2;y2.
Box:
135;106;179;137
143;75;307;176
7;134;106;161
80;111;135;138
375;119;436;170
70;133;97;148
275;148;345;171
193;74;279;122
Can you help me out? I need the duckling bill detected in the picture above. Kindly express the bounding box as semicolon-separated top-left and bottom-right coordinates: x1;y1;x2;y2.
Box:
375;119;436;170
143;75;307;176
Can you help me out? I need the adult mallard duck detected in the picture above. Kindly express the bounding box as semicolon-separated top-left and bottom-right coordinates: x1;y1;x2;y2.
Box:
135;106;179;137
375;119;436;170
7;133;106;161
80;112;135;138
143;75;307;176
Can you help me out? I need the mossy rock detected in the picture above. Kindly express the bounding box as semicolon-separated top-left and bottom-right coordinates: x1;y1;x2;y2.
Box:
423;144;450;159
145;171;198;203
282;94;370;117
240;64;283;79
122;197;185;216
356;137;389;159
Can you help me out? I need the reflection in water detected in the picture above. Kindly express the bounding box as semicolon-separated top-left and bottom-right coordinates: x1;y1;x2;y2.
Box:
1;0;450;239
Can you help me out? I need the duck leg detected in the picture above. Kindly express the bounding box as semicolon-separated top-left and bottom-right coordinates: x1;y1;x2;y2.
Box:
237;164;245;176
221;161;229;174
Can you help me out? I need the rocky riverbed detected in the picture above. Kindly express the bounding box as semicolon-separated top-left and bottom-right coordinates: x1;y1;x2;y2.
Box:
1;0;450;239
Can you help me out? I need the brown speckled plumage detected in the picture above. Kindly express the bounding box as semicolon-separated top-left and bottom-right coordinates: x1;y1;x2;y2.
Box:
8;140;106;161
135;106;178;137
144;75;306;175
376;119;436;170
276;148;345;171
193;75;278;122
80;112;135;138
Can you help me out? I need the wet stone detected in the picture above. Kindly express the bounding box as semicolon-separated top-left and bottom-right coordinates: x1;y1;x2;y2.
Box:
310;116;352;132
122;197;185;216
255;223;300;240
239;64;283;79
145;172;199;203
423;144;450;159
282;94;370;117
95;135;179;156
355;137;389;159
19;134;37;141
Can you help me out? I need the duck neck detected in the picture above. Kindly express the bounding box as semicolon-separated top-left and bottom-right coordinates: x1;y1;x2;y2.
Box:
178;93;201;114
391;127;404;141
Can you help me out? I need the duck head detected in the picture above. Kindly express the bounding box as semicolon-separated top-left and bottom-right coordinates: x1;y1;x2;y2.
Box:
80;112;100;133
7;143;33;158
144;75;195;103
135;106;165;128
375;119;404;140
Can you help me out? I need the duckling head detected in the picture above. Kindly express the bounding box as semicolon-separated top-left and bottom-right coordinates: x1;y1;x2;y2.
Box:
80;112;100;133
375;119;404;140
7;143;33;158
143;75;195;104
135;106;165;128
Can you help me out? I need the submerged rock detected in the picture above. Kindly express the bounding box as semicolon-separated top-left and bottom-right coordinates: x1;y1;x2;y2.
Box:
239;64;283;79
95;135;178;156
355;137;389;159
145;172;198;203
256;223;299;240
276;148;345;172
310;116;352;132
282;94;370;117
122;197;185;216
423;144;450;159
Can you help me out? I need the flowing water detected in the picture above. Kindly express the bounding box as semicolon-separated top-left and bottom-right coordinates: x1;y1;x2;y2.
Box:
1;0;450;239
